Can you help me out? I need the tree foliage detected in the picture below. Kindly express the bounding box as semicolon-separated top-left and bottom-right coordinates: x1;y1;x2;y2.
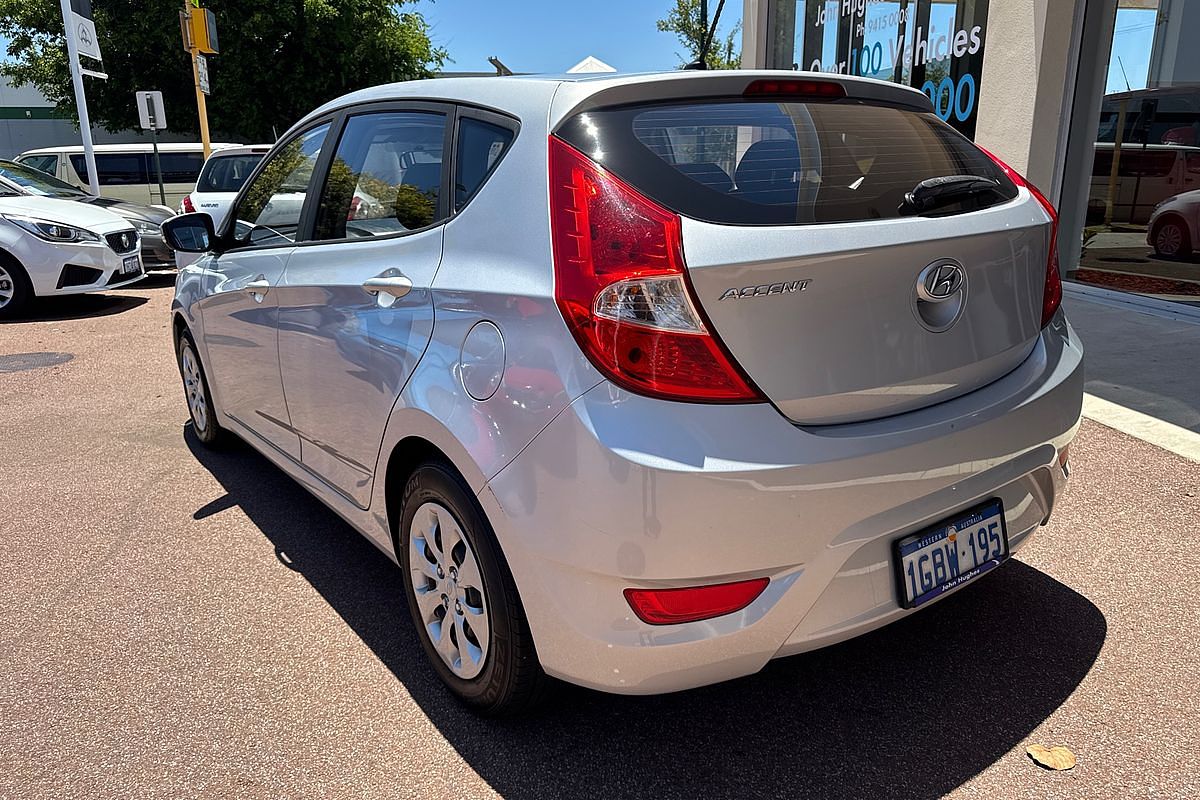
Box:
0;0;447;142
657;0;741;70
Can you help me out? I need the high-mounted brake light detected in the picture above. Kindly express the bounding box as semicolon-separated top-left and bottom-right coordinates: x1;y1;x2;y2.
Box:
976;146;1062;328
624;578;770;625
548;136;762;402
743;79;846;99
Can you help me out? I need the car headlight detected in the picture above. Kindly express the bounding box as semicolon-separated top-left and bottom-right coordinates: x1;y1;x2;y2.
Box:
132;219;161;236
2;214;101;243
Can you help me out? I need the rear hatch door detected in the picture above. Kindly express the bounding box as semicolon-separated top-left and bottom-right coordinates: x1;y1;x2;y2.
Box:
556;93;1052;424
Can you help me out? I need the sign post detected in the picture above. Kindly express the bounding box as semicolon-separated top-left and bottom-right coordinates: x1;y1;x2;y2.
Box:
181;1;218;159
59;0;101;195
136;91;168;206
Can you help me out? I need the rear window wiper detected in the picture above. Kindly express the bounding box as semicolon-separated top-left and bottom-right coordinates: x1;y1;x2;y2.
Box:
899;175;1007;217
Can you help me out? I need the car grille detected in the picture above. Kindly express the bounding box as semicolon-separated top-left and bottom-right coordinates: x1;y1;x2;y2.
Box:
105;230;139;254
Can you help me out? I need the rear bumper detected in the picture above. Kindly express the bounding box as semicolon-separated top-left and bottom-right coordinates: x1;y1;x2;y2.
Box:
481;313;1084;694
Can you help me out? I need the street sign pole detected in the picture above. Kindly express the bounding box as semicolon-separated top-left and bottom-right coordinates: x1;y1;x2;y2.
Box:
150;119;166;206
59;0;100;195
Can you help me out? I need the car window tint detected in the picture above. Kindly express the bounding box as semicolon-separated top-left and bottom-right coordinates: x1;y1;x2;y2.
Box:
232;124;330;248
72;153;149;185
198;154;264;192
455;117;514;211
313;111;446;241
151;152;204;183
19;155;58;175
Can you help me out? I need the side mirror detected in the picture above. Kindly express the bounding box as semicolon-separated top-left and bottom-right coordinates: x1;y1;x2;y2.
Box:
162;212;217;253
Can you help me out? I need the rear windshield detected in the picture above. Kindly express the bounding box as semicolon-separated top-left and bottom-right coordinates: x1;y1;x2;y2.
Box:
197;153;264;192
555;99;1017;226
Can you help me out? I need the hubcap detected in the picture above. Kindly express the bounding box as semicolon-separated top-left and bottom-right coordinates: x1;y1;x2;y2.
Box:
1158;223;1183;255
0;264;13;309
409;501;490;679
180;343;208;433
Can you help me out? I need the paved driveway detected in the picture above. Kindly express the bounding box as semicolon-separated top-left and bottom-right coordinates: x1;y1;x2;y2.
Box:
1;280;1197;799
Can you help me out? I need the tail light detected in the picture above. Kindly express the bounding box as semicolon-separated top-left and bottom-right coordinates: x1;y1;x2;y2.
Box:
624;578;770;625
181;195;195;214
743;79;846;99
977;146;1062;328
548;136;761;402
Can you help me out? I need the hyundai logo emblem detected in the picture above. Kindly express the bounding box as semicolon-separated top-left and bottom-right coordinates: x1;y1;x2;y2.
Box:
916;261;966;303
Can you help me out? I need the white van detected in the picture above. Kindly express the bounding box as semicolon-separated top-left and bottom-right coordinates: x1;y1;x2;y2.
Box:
1089;142;1200;224
15;143;240;208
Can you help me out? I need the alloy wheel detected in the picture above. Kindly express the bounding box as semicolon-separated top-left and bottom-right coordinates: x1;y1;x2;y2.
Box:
408;501;490;679
180;342;209;434
1157;222;1184;256
0;264;13;309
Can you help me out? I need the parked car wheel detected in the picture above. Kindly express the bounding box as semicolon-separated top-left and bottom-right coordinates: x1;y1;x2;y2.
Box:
177;332;227;446
0;256;32;320
1152;216;1192;258
398;462;547;715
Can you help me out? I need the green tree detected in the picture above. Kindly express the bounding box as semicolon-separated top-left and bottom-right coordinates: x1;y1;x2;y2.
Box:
0;0;447;142
657;0;741;70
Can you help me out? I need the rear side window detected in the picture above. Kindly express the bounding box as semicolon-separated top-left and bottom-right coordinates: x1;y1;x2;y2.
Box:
556;100;1017;226
153;152;204;183
455;118;514;211
19;155;58;174
72;153;149;186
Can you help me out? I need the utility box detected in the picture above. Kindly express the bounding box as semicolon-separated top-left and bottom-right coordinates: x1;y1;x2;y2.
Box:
187;6;218;54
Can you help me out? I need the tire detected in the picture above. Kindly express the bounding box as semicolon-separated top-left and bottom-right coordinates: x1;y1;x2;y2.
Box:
0;257;33;320
398;461;547;715
1152;217;1192;258
176;331;228;447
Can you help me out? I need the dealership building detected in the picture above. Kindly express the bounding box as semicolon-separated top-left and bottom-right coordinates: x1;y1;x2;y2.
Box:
743;0;1200;305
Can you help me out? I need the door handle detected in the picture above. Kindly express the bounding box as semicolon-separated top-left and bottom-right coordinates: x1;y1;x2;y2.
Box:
362;274;413;300
244;276;270;301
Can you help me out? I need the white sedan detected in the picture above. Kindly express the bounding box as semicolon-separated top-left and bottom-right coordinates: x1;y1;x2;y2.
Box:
0;192;143;319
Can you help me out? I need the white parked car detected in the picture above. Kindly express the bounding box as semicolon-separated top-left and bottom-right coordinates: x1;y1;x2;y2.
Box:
180;145;270;230
0;191;142;319
1147;188;1200;257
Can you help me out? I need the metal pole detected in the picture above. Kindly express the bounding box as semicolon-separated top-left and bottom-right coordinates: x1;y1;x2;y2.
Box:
150;123;166;206
190;49;211;159
59;0;100;195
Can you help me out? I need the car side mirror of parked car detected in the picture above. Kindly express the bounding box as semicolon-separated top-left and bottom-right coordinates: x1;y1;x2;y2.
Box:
162;212;216;253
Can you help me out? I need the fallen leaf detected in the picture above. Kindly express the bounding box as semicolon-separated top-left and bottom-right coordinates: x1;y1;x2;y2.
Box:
1026;744;1076;771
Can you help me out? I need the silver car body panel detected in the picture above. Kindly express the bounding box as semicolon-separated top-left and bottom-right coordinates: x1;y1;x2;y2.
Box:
174;72;1083;695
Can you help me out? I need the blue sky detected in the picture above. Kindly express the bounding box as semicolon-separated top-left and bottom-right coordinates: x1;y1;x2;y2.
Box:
408;0;743;73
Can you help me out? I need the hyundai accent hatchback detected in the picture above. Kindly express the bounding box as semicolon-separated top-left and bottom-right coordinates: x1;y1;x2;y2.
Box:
165;71;1083;714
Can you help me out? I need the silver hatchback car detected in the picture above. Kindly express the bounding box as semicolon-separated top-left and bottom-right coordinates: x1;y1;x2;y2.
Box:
165;71;1083;714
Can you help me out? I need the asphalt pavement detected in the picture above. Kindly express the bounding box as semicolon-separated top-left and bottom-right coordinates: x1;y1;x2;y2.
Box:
1;277;1198;799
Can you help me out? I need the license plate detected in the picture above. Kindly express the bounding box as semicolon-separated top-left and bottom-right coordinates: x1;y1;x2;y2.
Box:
122;255;140;274
894;499;1008;609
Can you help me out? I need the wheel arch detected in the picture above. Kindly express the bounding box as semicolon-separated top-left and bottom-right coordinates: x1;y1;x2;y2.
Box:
1152;211;1193;244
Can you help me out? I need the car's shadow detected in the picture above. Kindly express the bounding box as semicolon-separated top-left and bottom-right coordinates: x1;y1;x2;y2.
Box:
0;292;148;323
186;428;1106;800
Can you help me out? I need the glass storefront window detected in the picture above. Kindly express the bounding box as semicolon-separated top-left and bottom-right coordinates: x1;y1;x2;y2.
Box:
1076;1;1200;307
783;0;989;137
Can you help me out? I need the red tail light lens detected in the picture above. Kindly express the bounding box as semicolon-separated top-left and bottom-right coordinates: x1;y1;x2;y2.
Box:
548;136;761;402
624;578;770;625
181;194;195;214
977;146;1062;328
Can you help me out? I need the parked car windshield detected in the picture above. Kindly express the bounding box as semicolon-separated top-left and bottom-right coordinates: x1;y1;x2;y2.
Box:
0;160;87;198
196;153;264;193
